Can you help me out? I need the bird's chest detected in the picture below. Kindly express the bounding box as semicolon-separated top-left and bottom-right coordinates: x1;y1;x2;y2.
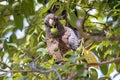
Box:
47;30;71;53
53;31;71;54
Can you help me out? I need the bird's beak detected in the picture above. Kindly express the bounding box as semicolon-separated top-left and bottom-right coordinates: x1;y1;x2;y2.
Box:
49;19;55;27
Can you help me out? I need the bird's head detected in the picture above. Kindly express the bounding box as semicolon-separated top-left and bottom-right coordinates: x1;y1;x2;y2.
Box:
44;14;59;27
44;14;59;37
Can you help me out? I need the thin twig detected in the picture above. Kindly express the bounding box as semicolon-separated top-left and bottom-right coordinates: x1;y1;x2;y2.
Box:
85;41;95;49
0;68;52;73
67;72;78;80
0;61;11;69
52;68;62;80
88;57;120;67
34;55;41;62
91;22;106;25
32;60;62;80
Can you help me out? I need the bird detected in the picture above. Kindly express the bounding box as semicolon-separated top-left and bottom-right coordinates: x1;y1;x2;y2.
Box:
44;13;80;60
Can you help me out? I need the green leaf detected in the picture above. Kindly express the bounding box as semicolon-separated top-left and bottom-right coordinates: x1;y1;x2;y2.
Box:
8;0;14;5
32;73;42;79
3;40;9;51
90;68;98;79
115;61;120;73
63;50;73;57
69;55;78;63
77;9;85;18
37;48;47;53
89;44;98;50
29;36;35;48
107;63;115;77
104;50;111;59
21;0;35;16
9;33;17;43
0;51;3;60
48;58;54;65
54;2;64;15
37;42;46;47
22;57;32;63
13;14;23;30
2;26;14;36
15;76;28;80
112;19;120;28
39;0;56;15
67;9;77;28
0;76;4;80
98;2;107;15
37;0;44;4
53;63;69;71
70;0;77;9
76;64;86;76
0;16;5;27
12;53;20;63
7;43;17;48
114;2;120;9
98;77;110;80
55;7;64;15
100;65;108;75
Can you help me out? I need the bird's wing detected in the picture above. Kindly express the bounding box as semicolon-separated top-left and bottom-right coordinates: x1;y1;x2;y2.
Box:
66;27;80;51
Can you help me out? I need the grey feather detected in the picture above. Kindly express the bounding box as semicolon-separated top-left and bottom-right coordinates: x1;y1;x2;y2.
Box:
67;27;80;51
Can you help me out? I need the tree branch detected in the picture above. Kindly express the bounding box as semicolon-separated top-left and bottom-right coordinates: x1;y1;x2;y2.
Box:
52;68;62;80
67;72;78;80
0;62;62;80
33;55;41;62
88;57;120;67
0;61;11;69
67;57;120;80
31;66;62;80
85;41;95;49
76;19;120;41
1;57;120;80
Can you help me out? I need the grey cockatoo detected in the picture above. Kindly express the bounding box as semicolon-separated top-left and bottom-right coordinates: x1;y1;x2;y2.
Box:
44;13;80;60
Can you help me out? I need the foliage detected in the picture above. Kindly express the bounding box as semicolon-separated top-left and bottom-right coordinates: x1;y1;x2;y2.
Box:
0;0;120;80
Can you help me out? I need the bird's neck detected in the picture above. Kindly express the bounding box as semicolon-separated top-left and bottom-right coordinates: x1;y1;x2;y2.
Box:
55;20;65;34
